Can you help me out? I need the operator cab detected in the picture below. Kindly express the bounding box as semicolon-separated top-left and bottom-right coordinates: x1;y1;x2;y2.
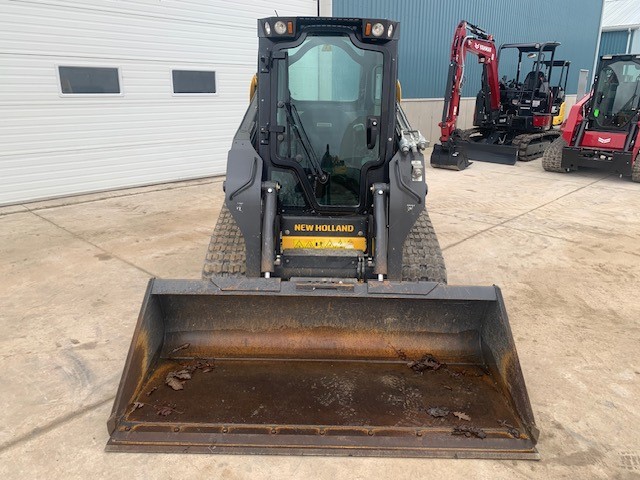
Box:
274;34;384;207
229;16;428;281
496;42;565;130
588;54;640;131
257;17;400;214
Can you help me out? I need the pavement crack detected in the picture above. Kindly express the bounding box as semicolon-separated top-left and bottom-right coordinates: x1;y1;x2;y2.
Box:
442;224;498;251
25;209;158;278
495;225;569;242
0;396;115;454
442;175;610;251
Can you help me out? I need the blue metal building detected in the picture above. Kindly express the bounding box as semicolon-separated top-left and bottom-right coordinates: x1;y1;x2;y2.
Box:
598;0;640;57
333;0;604;99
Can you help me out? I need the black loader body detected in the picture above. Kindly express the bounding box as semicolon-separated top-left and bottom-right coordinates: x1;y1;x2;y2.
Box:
227;18;426;281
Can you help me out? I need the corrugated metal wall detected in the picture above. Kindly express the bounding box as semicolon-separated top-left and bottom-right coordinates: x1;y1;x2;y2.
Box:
0;0;317;205
598;30;632;57
333;0;604;98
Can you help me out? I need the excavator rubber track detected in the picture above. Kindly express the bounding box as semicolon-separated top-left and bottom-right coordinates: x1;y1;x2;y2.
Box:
512;131;561;162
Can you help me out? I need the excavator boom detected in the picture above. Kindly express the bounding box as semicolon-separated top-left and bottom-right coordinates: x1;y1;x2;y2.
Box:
431;20;507;170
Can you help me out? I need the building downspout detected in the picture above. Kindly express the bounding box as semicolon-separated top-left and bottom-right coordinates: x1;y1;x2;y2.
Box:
592;0;606;82
626;28;633;54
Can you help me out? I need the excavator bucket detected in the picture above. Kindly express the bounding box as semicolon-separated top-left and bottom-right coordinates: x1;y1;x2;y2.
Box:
430;143;471;170
107;278;539;459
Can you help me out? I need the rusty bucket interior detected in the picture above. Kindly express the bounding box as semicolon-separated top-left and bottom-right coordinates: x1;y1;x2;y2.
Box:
106;278;539;459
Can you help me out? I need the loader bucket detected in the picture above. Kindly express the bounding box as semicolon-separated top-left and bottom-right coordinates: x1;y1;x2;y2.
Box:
430;143;471;170
464;141;519;165
107;278;539;459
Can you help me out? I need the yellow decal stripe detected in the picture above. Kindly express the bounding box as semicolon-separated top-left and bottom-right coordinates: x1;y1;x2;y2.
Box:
282;236;366;251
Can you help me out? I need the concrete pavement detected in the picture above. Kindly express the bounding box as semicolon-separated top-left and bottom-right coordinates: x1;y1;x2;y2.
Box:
0;159;638;479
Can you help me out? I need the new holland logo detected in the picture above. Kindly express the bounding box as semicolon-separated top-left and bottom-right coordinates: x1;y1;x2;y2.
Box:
597;137;611;144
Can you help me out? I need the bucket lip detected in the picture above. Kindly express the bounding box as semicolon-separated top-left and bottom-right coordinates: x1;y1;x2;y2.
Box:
149;278;500;302
105;426;539;459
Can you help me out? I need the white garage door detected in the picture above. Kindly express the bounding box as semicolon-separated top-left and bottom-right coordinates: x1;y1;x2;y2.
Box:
0;0;317;205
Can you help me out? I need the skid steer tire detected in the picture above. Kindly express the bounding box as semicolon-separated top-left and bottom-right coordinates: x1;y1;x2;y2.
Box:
203;204;447;283
401;208;447;284
542;136;568;173
202;204;246;278
632;155;640;183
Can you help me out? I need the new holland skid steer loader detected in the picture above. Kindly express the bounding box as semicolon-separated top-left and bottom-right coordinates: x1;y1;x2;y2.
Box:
107;17;539;459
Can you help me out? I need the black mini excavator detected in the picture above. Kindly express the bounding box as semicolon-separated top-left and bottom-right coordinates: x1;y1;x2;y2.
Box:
107;17;539;459
432;20;569;170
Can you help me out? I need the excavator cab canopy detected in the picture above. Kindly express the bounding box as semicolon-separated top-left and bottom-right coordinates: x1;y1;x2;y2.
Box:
498;43;561;107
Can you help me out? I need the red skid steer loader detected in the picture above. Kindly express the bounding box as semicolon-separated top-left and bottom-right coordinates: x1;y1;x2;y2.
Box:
543;53;640;181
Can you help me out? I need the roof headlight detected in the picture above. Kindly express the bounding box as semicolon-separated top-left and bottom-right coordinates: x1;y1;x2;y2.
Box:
264;22;271;35
371;23;385;37
274;21;287;35
387;24;394;37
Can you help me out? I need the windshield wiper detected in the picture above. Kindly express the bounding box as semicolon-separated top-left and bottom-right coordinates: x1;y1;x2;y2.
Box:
280;99;328;184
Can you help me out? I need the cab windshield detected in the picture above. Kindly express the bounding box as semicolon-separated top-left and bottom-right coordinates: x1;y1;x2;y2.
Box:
274;35;384;207
592;59;640;130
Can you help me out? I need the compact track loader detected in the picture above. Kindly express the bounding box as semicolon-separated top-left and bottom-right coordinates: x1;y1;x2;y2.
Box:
543;53;640;181
107;17;539;459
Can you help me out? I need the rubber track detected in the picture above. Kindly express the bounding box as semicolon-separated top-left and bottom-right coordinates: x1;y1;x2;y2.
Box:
202;204;447;283
512;131;561;162
202;204;246;278
541;135;568;173
632;154;640;183
458;128;480;142
400;207;447;283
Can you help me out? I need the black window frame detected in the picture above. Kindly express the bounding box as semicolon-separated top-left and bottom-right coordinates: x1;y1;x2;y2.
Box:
58;66;121;95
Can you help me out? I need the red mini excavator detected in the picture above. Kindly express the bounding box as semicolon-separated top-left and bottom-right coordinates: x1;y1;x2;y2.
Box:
543;53;640;182
432;21;568;170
